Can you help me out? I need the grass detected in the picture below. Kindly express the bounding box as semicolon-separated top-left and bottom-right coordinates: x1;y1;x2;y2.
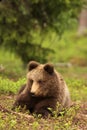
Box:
0;77;26;94
0;48;26;80
67;79;87;102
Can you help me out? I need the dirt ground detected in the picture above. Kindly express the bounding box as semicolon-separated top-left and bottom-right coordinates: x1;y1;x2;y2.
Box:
0;94;87;130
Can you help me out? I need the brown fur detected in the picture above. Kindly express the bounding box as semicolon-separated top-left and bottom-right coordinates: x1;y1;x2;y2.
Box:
13;61;71;117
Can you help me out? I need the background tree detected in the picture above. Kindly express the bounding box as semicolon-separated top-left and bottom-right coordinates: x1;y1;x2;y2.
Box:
78;8;87;36
0;0;86;64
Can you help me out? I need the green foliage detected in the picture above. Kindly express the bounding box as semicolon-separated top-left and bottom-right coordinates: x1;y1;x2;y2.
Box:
0;0;85;64
0;77;26;94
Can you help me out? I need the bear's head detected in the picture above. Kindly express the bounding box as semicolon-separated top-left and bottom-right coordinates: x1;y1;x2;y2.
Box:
27;61;59;97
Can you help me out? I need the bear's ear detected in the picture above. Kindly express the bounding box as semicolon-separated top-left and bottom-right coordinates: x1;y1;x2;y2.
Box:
44;63;54;75
28;61;39;71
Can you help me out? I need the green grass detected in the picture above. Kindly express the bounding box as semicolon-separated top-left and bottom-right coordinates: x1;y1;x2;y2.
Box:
0;48;26;80
67;79;87;102
0;77;26;94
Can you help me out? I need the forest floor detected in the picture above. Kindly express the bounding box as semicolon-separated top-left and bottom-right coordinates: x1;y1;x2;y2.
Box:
0;94;87;130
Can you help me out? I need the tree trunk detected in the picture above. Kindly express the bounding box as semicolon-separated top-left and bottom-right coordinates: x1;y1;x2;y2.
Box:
78;9;87;36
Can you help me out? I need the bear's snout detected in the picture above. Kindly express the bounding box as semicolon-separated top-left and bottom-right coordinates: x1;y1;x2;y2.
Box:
30;82;39;95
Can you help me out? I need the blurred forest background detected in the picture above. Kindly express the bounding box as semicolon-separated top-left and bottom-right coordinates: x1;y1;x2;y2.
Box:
0;0;87;79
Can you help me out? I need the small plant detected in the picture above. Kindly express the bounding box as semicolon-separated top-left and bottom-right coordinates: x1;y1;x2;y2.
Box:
32;121;39;130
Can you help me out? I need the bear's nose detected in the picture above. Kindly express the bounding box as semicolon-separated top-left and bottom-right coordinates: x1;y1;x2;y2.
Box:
30;92;35;97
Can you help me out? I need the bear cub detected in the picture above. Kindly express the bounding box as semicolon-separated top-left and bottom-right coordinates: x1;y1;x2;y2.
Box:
13;61;71;117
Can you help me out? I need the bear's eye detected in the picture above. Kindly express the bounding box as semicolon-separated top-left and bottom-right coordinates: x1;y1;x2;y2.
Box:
30;79;33;84
38;80;44;84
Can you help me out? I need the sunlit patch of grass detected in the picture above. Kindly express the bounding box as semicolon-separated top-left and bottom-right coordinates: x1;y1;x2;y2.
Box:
67;79;87;102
